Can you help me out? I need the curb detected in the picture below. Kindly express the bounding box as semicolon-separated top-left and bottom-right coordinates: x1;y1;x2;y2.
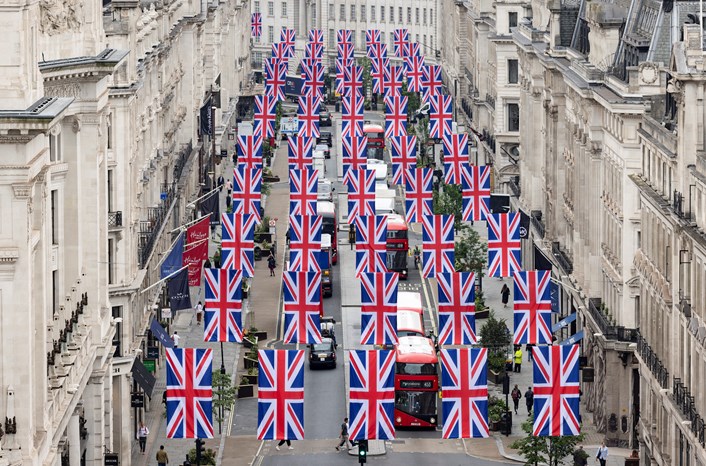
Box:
494;435;527;463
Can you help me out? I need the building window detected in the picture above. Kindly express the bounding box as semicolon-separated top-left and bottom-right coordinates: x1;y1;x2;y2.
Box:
423;35;427;47
112;306;122;357
416;34;420;44
51;189;59;244
389;6;393;22
328;3;334;18
423;8;427;24
281;2;287;16
406;7;411;23
350;4;356;21
389;32;394;45
254;1;260;12
508;12;518;29
340;4;345;21
312;5;316;25
430;9;434;25
329;28;335;48
415;8;419;24
371;5;376;21
108;169;114;212
507;103;520;131
399;7;402;23
351;32;356;47
108;238;115;284
49;131;62;162
361;31;366;47
430;36;434;50
268;25;274;42
267;1;274;16
361;5;366;22
508;59;519;83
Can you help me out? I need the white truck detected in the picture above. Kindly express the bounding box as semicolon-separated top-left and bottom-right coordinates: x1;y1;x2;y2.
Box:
280;115;299;139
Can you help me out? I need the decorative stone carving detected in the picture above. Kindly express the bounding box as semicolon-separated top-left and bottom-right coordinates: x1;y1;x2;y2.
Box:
638;62;659;85
45;83;81;99
39;0;83;36
71;116;81;134
12;185;31;199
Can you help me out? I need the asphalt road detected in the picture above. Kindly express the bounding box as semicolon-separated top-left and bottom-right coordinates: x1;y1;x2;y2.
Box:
261;452;520;466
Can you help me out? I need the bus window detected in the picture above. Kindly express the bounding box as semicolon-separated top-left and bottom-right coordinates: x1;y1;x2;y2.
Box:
396;363;438;375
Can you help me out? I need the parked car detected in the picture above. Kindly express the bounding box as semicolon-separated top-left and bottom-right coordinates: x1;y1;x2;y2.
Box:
317;131;333;147
309;338;336;369
315;143;331;159
319;107;332;126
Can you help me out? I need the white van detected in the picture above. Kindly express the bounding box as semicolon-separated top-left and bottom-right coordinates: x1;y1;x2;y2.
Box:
375;197;396;215
318;179;334;202
313;151;326;179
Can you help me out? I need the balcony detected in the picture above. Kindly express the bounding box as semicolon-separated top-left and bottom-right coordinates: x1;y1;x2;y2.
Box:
108;211;123;228
586;297;638;343
530;210;545;239
508;176;521;197
636;331;669;389
673;378;706;447
552;241;573;275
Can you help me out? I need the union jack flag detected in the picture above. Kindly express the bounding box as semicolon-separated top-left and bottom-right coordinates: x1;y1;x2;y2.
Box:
428;94;453;139
346;168;375;224
287;136;314;170
280;28;296;48
384;94;408;138
342;65;363;96
383;65;404;96
442;133;469;184
297;93;321;138
437;272;476;345
366;29;382;48
251;12;262;37
513;270;553;345
257;350;305;440
232;166;262;223
264;58;286;100
289;169;319;216
237;134;263;168
370;56;390;94
166;348;213;439
367;41;388;60
408;42;422;57
461;165;491;222
390;135;417;185
405;54;425;92
355;215;388;276
288;214;322;272
440;348;489;439
302;61;324;97
422;214;455;278
337;40;354;60
305;42;323;59
487;213;522;278
349;350;396;440
360;272;399;345
271;41;293;60
341;91;365;138
308;29;323;44
203;268;243;342
282;271;323;344
393;29;410;57
404;168;433;223
342;135;368;185
337;29;352;44
220;213;256;277
335;58;354;94
532;345;581;437
421;65;444;101
254;93;277;139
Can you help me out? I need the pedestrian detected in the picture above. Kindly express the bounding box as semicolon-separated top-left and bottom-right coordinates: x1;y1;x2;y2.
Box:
162;390;167;406
156;445;169;466
524;387;534;415
526;343;534;361
226;179;233;196
195;301;203;325
217;174;224;192
572;445;588;466
225;194;232;210
595;441;609;466
336;417;352;451
137;421;149;454
275;439;293;450
171;331;180;348
514;346;523;372
511;384;522;414
268;252;276;277
501;284;511;308
286;227;291;247
204;257;212;269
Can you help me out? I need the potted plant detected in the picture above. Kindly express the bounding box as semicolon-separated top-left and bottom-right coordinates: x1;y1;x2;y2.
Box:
475;289;489;319
479;311;512;384
243;367;258;385
249;326;268;341
242;333;258;349
488;396;508;431
236;378;255;398
487;353;507;384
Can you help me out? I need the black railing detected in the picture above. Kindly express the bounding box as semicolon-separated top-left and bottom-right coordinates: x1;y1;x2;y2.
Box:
588;297;615;338
108;211;123;228
530;210;545;239
552;241;573;274
673;378;706;446
508;176;521;197
637;332;669;388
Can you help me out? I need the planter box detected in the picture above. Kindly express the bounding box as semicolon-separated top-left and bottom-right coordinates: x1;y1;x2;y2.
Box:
475;309;490;319
243;357;259;370
253;331;268;341
488;369;506;385
243;336;258;349
263;174;280;182
237;384;254;398
489;420;502;431
242;374;258;385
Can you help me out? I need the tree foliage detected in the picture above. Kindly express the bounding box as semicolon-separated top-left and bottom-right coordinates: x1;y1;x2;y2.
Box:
212;371;238;424
479;311;511;355
510;416;585;466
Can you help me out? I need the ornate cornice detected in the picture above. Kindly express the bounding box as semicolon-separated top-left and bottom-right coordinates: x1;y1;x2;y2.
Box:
0;248;19;263
12;184;31;199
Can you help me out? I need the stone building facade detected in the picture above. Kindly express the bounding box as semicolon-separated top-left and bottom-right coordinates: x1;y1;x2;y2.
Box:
0;0;250;465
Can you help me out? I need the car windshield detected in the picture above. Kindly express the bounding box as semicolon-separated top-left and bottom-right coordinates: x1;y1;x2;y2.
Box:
316;144;328;151
313;342;332;351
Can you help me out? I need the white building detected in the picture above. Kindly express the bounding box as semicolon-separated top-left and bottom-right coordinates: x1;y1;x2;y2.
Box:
0;0;250;464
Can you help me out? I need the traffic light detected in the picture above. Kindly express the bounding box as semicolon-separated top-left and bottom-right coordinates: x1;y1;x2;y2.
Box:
195;438;205;465
357;439;368;464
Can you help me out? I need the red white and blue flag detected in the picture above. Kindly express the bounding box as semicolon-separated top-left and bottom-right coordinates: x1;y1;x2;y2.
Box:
271;41;293;61
254;93;277;139
288;214;322;272
461;165;491;222
437;272;477;345
305;42;323;59
532;345;581;437
440;348;489;439
370;56;390;94
487;213;522;278
220;213;256;277
257;350;305;440
408;42;422;57
337;40;354;60
513;270;553;345
280;28;296;49
366;29;382;48
355;215;388;276
367;41;387;61
166;348;213;439
337;28;352;44
302;61;325;97
404;167;433;223
428;94;453;139
342;65;363;96
341;87;365;138
346;168;375;224
251;12;262;37
297;93;321;138
265;59;287;101
384;94;408;138
405;54;425;92
203;268;243;343
360;272;399;346
308;29;324;45
390;135;417;185
232;166;262;223
422;214;455;278
349;350;396;440
289;169;319;216
442;133;469;184
383;65;404;96
393;29;410;57
282;271;323;344
421;65;444;100
287;136;314;170
237;133;263;168
342;135;368;184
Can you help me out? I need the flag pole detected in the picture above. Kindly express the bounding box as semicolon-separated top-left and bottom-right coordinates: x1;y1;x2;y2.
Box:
186;186;221;209
156;230;185;268
182;237;210;251
169;213;211;234
140;265;189;294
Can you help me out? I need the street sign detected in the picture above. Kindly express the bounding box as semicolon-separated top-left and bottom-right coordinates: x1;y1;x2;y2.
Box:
147;346;159;359
143;358;156;373
131;392;144;408
104;453;119;466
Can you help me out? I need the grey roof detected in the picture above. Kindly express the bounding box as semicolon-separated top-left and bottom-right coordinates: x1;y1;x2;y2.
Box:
0;97;73;120
38;48;128;72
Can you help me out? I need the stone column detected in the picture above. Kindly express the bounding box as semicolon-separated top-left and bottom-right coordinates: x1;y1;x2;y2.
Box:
68;409;81;466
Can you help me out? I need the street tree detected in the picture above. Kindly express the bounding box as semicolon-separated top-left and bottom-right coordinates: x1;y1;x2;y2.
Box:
212;370;238;429
510;416;585;466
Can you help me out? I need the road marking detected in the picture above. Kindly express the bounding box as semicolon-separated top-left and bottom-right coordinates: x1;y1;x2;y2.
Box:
419;270;438;336
250;440;265;466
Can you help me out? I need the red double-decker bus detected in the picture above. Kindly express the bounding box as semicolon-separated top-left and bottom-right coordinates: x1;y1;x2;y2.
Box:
394;336;438;428
385;214;408;279
364;123;385;159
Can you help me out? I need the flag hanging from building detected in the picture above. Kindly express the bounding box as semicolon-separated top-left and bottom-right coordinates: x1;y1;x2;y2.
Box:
404;167;433;223
308;29;323;45
254;93;277;139
341;91;365;138
161;231;185;279
287;136;314;170
342;65;363;96
186;216;210;245
237;133;263;168
421;65;444;101
302;61;325;97
264;58;287;101
349;349;396;440
371;56;390;94
389;135;417;185
282;271;323;344
532;344;581;437
422;215;455;278
232;166;262;223
289;169;319;216
341;136;369;185
384;94;408;138
297;93;321;138
165;348;214;439
440;348;489;439
168;268;192;312
383;65;404;97
461;165;491;222
220;213;256;277
355;215;388;276
366;29;382;48
360;272;399;345
393;29;410;57
487;213;522;278
405;54;425;92
199;96;213;137
251;12;262;37
513;270;553;345
442;133;469;185
288;214;323;272
182;239;207;287
346;168;376;225
203;268;243;342
428;94;453;139
437;272;477;345
257;350;305;440
199;190;220;227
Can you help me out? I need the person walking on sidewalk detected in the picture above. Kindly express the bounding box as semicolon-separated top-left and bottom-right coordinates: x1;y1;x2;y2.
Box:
514;346;523;372
156;445;169;466
501;284;511;308
195;301;203;325
511;384;522;414
225;179;233;197
267;252;276;277
275;439;293;450
526;343;534;362
336;417;352;451
595;442;609;466
137;422;149;454
171;331;180;348
524;387;534;415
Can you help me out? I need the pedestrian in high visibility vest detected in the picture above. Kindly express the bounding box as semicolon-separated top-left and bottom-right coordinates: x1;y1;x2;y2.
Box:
514;347;523;373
